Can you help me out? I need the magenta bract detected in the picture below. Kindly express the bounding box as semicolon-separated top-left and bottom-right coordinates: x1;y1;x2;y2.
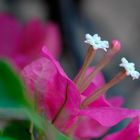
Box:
0;13;62;68
103;117;140;140
22;47;140;139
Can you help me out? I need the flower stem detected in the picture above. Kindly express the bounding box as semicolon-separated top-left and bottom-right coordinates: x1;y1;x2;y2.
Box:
29;121;34;140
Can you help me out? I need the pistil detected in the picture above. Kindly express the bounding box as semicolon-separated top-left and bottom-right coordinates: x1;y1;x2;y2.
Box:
79;40;121;93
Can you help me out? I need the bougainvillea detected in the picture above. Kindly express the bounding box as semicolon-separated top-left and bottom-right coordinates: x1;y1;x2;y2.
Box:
22;33;140;139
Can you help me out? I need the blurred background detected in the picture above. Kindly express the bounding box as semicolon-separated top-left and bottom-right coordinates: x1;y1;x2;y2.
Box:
0;0;140;139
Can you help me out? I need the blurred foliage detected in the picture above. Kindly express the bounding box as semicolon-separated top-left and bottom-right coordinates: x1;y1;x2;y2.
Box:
55;130;71;140
0;137;17;140
2;121;30;140
0;60;44;130
0;60;29;108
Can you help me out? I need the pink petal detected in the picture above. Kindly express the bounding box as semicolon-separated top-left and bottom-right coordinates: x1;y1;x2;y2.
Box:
86;67;105;87
22;48;81;132
78;98;114;138
82;67;105;97
0;14;62;69
42;46;67;78
22;57;80;117
13;19;46;68
79;107;140;126
12;20;62;68
0;13;22;57
19;19;46;56
74;116;109;139
44;22;62;58
108;96;124;107
76;97;123;139
82;67;110;108
87;96;124;110
52;79;81;132
103;117;139;140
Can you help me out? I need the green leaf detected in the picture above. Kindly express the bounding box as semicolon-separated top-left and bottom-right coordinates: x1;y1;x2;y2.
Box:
55;132;71;140
0;60;44;131
0;136;16;140
0;60;29;108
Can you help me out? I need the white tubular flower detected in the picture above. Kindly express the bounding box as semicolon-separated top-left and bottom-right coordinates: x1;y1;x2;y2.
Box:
84;34;109;51
119;57;140;80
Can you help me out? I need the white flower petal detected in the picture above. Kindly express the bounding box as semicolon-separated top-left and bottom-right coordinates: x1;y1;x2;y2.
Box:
84;33;109;51
119;57;140;80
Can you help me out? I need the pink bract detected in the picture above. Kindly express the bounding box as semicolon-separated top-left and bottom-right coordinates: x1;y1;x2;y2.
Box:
103;117;140;140
22;46;140;139
0;13;62;69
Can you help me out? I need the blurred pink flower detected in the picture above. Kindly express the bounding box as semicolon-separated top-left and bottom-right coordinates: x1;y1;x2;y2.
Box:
0;13;62;69
103;117;140;140
22;46;140;139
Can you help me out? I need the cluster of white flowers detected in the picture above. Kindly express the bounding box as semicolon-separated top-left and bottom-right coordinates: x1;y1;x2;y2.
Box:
84;34;109;51
119;57;140;80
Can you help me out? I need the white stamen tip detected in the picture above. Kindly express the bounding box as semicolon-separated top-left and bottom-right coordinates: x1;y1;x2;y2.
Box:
84;34;109;51
119;57;140;80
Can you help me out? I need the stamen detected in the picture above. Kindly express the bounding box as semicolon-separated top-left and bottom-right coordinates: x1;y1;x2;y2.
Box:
79;40;121;93
81;69;126;108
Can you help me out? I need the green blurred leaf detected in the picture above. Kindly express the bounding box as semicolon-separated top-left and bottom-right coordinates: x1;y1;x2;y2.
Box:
1;121;30;140
0;136;16;140
0;60;29;108
55;132;71;140
0;60;44;131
